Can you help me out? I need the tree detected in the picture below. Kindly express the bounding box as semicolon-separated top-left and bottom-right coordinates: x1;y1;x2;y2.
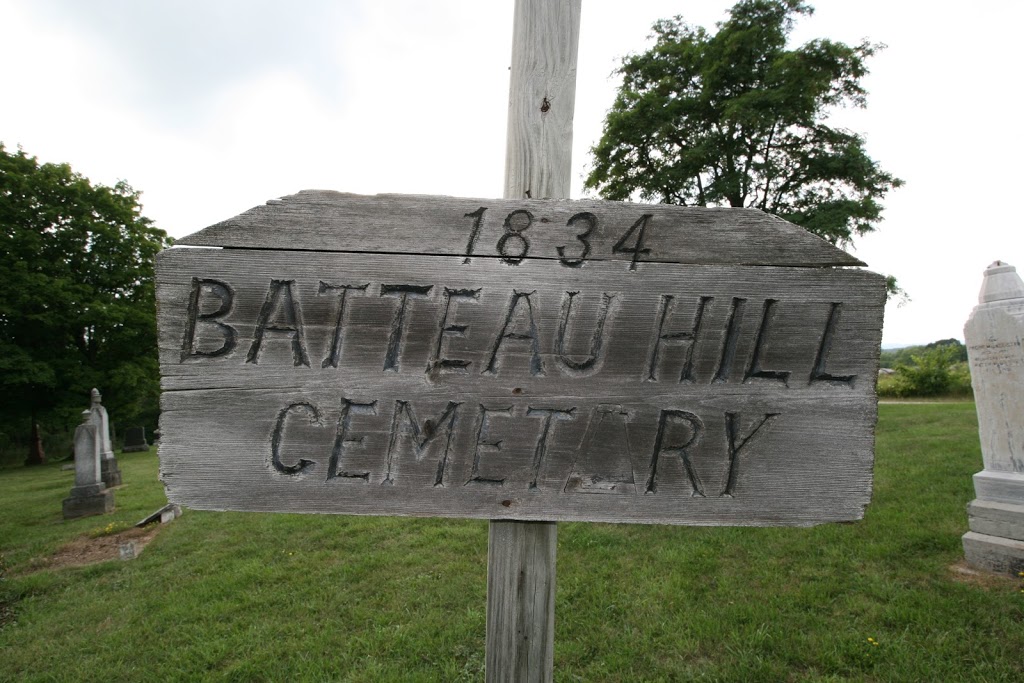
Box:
891;345;972;398
585;0;902;248
0;144;171;454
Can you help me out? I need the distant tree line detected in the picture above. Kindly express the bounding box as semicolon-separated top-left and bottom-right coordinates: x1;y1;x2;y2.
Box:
879;339;967;369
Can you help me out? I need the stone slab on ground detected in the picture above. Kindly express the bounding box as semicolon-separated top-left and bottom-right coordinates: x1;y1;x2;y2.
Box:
62;488;114;519
135;503;182;527
962;531;1024;575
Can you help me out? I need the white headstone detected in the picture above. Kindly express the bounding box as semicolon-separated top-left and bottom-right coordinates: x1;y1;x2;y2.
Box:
89;388;115;460
89;388;122;487
63;409;114;519
962;261;1024;574
73;409;101;489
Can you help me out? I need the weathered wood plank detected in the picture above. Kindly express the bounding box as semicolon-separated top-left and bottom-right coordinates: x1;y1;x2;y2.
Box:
156;249;884;393
157;385;875;524
172;191;865;267
486;521;556;682
156;246;883;526
158;368;878;522
501;4;579;675
503;0;580;201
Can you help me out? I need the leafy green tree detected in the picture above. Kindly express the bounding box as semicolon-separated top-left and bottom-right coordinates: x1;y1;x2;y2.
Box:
0;144;171;453
585;0;902;247
925;338;967;363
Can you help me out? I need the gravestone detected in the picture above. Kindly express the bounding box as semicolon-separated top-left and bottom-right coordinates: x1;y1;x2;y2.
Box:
962;261;1024;574
63;409;114;519
89;389;122;487
24;421;46;466
123;426;151;452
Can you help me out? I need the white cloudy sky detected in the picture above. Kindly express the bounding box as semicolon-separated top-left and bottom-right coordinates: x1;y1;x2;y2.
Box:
2;0;1021;347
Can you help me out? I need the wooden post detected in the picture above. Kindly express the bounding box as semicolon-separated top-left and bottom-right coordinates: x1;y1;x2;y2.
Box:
487;1;581;681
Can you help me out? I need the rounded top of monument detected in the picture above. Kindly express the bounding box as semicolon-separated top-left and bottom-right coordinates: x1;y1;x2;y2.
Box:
980;261;1024;303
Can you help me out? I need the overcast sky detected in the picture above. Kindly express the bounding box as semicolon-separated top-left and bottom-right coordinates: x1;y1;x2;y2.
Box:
2;0;1021;347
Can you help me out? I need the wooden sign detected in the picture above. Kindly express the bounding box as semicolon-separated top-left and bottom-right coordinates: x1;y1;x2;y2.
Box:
156;191;885;526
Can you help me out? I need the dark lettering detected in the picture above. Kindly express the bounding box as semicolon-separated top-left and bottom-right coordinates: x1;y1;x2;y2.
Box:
462;207;487;263
327;398;378;482
557;211;596;267
498;210;532;264
180;277;237;361
524;406;576;489
428;287;481;374
246;279;310;366
318;282;369;369
555;291;616;375
380;284;434;372
612;214;652;271
646;409;705;496
270;402;320;475
721;412;779;497
712;297;747;384
466;405;512;486
484;290;545;376
383;400;461;486
809;303;856;386
743;299;791;385
646;295;713;382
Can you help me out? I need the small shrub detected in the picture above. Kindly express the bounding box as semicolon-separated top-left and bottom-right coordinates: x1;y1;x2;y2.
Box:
884;346;973;398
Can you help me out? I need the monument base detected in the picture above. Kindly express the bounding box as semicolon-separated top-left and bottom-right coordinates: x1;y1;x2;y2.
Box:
972;470;1024;505
101;457;122;488
63;486;114;520
967;499;1024;541
963;531;1024;576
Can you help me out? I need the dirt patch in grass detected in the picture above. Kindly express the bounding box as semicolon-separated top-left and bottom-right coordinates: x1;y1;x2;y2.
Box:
948;559;1019;589
27;525;163;574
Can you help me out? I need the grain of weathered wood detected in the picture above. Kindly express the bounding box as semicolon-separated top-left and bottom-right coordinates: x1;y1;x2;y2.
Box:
156;249;884;394
173;191;865;267
486;521;556;682
500;11;579;668
503;0;580;201
158;382;875;523
154;179;886;527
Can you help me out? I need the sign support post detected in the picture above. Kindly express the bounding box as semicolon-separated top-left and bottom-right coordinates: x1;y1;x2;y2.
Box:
486;2;581;681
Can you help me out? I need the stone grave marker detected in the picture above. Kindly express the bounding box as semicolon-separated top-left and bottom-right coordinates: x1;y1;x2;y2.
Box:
89;388;122;487
963;261;1024;574
63;409;114;519
123;426;151;453
24;422;46;466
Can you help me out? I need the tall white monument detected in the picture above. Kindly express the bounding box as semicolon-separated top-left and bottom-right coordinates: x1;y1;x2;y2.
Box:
90;388;122;488
962;261;1024;574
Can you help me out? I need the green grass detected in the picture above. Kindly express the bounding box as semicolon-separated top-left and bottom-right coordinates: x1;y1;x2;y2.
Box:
2;404;1021;682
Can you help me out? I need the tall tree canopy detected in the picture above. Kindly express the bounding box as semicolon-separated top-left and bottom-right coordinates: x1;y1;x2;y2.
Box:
585;0;902;247
0;144;171;449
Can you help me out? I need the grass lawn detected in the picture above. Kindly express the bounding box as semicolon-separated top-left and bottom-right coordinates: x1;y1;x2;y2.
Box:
1;403;1021;682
